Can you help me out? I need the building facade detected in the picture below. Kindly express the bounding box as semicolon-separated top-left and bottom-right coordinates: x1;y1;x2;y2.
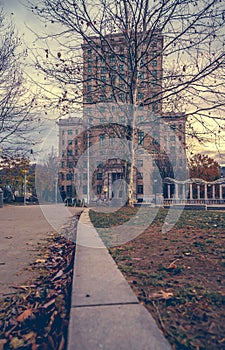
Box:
58;31;187;204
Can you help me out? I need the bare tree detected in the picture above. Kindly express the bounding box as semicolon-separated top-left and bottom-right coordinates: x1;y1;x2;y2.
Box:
0;9;41;155
27;0;225;204
29;0;225;128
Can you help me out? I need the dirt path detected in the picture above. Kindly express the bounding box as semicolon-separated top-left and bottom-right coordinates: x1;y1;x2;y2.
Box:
0;204;82;298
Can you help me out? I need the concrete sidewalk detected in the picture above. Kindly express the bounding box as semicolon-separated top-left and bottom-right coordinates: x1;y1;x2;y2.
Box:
67;209;172;350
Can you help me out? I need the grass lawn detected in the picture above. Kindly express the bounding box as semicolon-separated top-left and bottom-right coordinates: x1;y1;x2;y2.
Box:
90;208;225;350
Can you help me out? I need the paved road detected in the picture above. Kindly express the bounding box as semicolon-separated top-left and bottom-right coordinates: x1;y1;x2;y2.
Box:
0;204;81;298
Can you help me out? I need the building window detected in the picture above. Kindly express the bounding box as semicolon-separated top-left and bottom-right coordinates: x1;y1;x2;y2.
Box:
101;66;107;73
109;134;114;144
140;59;145;68
138;92;144;100
100;134;105;145
137;172;143;179
119;93;125;101
62;130;65;135
68;140;72;145
152;70;157;77
153;103;158;111
62;151;65;157
101;76;106;82
152;60;157;66
88;49;92;55
87;66;92;72
97;185;102;194
61;161;65;169
83;160;87;168
62;140;65;145
119;116;125;123
83;185;87;195
67;162;73;168
66;185;72;196
99;106;106;113
67;149;73;156
87;96;92;103
88;57;92;62
87;85;92;91
97;173;103;180
170;146;176;153
100;117;106;123
87;75;92;81
137;159;143;167
119;64;124;71
170;124;176;130
110;55;115;62
170;135;175;141
138;131;144;145
118;55;124;62
68;129;73;135
86;107;92;114
137;115;144;123
137;185;143;194
66;173;72;181
100;95;106;102
83;173;88;180
88;117;93;125
138;72;144;79
61;173;65;180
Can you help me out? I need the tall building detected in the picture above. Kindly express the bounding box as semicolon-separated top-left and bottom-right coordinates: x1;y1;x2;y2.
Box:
58;32;187;204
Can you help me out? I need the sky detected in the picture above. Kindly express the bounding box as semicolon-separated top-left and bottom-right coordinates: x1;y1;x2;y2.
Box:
1;0;225;165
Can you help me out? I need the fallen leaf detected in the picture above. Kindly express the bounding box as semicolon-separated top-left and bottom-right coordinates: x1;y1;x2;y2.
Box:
17;309;33;323
10;337;24;349
23;331;36;342
53;269;64;280
149;290;174;300
35;259;46;263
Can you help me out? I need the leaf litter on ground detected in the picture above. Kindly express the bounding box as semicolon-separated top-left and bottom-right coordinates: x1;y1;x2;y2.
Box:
0;213;81;350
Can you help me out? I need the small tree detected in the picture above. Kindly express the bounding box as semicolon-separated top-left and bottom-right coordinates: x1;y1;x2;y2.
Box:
0;9;41;155
0;155;30;200
189;153;220;181
35;148;60;203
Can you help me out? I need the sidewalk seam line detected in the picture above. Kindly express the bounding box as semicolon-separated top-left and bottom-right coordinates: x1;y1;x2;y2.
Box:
71;301;139;308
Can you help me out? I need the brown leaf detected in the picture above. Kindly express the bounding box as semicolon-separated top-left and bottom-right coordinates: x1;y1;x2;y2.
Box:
35;259;46;264
43;299;55;309
17;309;33;323
53;269;63;280
149;290;174;300
10;337;24;349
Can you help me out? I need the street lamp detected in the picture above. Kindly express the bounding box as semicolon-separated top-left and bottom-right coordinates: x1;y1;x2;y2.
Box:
154;179;157;205
21;169;28;205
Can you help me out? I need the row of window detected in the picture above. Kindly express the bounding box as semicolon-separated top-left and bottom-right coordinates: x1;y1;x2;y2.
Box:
62;139;79;146
86;59;158;73
62;129;79;136
86;91;156;103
